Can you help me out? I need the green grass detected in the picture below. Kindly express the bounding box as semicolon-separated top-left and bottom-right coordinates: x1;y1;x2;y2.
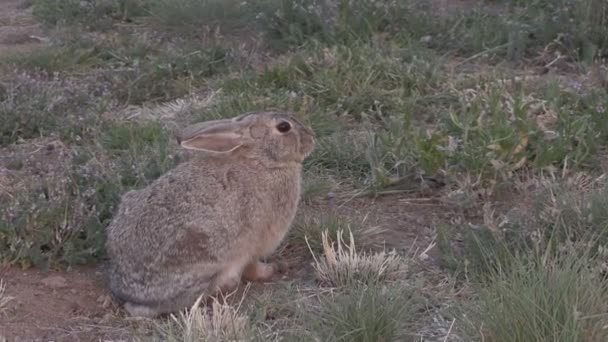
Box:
0;166;117;268
0;46;103;73
461;250;608;342
99;120;179;188
33;0;148;30
0;73;103;146
303;284;425;342
437;175;608;281
147;0;254;35
438;176;608;340
0;121;178;268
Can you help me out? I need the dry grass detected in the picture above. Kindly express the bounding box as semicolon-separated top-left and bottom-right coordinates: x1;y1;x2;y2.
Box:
160;287;253;342
0;280;13;315
308;229;405;287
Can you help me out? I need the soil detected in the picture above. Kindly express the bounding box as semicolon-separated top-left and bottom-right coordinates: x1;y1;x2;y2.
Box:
0;265;134;341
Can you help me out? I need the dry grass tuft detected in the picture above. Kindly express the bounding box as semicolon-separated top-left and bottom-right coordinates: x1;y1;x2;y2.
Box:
0;280;14;315
308;228;405;287
163;289;253;342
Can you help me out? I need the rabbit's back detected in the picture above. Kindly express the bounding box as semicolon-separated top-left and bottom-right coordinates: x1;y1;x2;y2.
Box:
106;159;232;302
105;156;301;305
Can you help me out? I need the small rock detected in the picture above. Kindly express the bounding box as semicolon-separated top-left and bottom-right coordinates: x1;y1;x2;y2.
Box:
41;275;68;289
420;35;432;44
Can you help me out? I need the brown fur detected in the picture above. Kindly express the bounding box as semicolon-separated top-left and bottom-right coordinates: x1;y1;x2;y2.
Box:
105;110;315;317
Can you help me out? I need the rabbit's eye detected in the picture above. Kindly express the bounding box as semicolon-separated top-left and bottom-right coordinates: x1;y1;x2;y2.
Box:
276;121;291;133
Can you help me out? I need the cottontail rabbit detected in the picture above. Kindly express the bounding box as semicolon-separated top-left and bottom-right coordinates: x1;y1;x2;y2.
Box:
105;110;315;318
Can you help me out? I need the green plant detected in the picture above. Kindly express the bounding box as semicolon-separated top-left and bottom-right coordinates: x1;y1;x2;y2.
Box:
99;120;179;187
0;46;103;73
257;0;330;49
305;284;425;342
0;74;101;146
462;251;608;342
148;0;252;34
0;169;119;268
33;0;148;30
529;178;608;253
436;222;533;282
104;45;231;105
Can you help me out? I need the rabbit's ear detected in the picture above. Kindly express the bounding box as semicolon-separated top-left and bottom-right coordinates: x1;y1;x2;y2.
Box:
179;122;244;153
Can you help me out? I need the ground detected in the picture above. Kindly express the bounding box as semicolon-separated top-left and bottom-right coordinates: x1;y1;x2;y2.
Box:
1;0;608;341
0;192;453;340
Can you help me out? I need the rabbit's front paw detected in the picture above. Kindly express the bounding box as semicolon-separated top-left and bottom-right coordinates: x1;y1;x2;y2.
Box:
243;260;288;282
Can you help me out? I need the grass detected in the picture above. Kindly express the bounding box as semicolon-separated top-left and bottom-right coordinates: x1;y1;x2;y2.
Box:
147;0;254;35
461;247;608;342
0;120;177;268
0;280;13;315
158;293;254;342
3;0;608;340
303;284;426;342
309;229;404;287
32;0;148;30
0;46;104;73
0;72;101;146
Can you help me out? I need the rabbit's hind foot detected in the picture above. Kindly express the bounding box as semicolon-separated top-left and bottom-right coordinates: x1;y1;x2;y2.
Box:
124;302;163;318
243;260;287;282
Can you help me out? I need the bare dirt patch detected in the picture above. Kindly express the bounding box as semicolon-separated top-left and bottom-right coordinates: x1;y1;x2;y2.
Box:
0;265;134;341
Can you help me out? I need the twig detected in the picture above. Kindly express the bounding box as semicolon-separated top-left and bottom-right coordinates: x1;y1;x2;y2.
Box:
443;318;456;342
454;43;509;67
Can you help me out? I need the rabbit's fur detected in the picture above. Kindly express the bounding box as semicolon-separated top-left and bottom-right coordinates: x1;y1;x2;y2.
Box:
105;110;315;318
